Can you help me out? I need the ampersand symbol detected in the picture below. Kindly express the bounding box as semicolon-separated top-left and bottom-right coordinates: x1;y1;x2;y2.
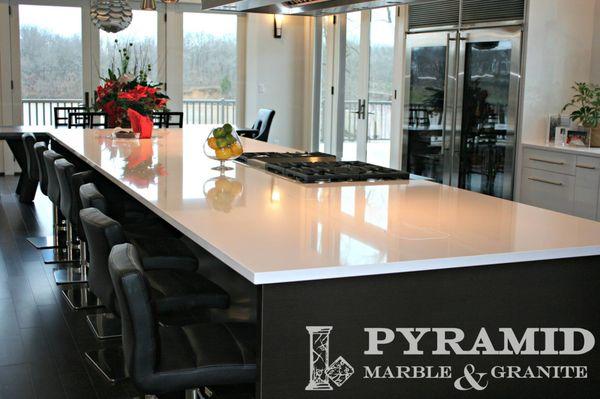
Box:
454;364;488;391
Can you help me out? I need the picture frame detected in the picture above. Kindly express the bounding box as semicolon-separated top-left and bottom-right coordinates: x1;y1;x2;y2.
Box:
547;114;571;144
555;125;591;148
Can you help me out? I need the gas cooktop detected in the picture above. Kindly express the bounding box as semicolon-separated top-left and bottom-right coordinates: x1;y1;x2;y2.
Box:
237;152;410;183
265;161;410;183
237;151;336;167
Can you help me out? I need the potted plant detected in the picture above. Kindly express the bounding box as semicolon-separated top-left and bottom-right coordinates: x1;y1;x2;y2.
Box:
95;40;169;128
562;82;600;146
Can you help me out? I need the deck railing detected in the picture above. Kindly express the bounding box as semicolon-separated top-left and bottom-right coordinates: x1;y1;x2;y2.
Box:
21;98;238;127
22;98;394;141
22;99;83;126
182;99;237;125
343;100;392;141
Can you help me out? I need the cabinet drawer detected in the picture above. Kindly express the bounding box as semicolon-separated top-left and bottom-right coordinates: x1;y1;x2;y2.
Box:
523;147;576;175
521;167;574;214
573;156;600;219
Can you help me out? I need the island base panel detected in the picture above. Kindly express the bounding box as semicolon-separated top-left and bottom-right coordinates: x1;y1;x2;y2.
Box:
258;256;600;398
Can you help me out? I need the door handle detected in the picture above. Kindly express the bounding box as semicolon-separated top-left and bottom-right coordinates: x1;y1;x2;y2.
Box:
528;177;563;186
359;99;367;120
440;33;452;155
576;164;597;170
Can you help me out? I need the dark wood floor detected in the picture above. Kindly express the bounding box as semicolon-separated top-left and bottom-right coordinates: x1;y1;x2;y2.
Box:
0;175;140;399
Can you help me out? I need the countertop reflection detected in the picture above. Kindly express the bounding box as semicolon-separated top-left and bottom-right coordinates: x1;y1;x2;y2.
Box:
49;127;600;284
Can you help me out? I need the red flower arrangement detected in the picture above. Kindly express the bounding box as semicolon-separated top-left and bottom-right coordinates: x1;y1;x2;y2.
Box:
95;41;169;128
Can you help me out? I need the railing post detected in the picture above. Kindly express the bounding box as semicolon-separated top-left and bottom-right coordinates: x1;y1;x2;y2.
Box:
220;99;225;123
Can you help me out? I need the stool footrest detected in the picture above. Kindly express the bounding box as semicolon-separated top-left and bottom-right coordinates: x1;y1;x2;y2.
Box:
85;348;127;384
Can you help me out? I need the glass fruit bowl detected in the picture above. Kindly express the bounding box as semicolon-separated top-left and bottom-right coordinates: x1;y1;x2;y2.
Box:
203;123;243;171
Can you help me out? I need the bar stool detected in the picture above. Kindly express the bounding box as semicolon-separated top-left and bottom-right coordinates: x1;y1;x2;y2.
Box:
79;182;176;239
53;158;92;285
26;140;66;249
80;208;230;382
59;172;103;309
20;132;40;201
109;243;256;398
80;182;221;262
40;150;75;264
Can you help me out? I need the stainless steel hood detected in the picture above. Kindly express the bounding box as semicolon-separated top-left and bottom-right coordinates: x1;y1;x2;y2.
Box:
201;0;429;16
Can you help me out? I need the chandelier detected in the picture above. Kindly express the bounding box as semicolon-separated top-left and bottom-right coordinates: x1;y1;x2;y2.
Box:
90;0;133;33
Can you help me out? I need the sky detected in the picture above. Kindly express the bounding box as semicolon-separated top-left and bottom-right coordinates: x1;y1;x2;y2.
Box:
19;4;236;39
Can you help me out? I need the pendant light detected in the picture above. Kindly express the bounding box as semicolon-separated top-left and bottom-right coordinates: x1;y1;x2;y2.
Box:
161;0;179;3
90;0;133;33
141;0;157;10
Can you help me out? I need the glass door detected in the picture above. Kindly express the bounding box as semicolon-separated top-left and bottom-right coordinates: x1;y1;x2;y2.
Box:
316;9;399;164
17;4;84;126
454;27;521;199
342;11;363;161
182;12;237;125
365;8;395;167
342;9;396;166
99;9;158;82
402;31;457;183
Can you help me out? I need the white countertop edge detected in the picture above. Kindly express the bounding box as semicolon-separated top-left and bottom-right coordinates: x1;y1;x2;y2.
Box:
252;246;600;285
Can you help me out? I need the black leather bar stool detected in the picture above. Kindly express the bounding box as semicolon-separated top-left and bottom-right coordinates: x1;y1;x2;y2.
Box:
79;182;174;239
109;243;256;398
80;208;230;382
237;108;275;142
25;140;66;249
53;158;93;285
79;182;232;264
20;133;39;202
56;166;104;309
40;150;75;264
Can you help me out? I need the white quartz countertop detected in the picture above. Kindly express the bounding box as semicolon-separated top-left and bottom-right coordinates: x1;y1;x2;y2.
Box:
47;127;600;284
522;142;600;157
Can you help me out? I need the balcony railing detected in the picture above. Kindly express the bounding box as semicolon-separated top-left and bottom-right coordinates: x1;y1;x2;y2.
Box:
343;100;392;141
183;99;236;125
21;98;238;127
22;99;83;126
22;99;394;141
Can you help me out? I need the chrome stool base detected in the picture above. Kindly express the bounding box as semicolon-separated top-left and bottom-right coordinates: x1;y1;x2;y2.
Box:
61;286;102;310
87;312;121;340
26;234;65;249
53;266;87;285
41;247;80;264
84;348;126;383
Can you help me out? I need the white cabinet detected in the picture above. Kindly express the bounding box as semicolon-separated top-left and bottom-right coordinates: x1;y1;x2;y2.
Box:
573;156;600;219
521;167;575;214
520;147;600;220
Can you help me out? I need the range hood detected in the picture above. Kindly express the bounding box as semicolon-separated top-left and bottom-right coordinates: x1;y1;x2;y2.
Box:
201;0;427;16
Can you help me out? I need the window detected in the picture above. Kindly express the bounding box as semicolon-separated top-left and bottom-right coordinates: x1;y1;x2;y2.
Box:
99;10;158;83
19;4;83;125
182;12;237;125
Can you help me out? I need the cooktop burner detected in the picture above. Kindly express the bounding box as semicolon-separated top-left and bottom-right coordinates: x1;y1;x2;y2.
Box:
265;161;410;183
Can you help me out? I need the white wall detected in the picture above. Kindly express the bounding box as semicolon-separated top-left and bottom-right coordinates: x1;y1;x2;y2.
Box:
592;0;600;84
520;0;597;145
244;13;311;149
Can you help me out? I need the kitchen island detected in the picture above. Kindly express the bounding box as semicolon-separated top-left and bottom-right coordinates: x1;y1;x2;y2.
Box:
39;127;600;397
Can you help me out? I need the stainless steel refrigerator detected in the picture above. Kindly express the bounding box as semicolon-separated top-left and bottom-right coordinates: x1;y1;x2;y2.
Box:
402;26;522;199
